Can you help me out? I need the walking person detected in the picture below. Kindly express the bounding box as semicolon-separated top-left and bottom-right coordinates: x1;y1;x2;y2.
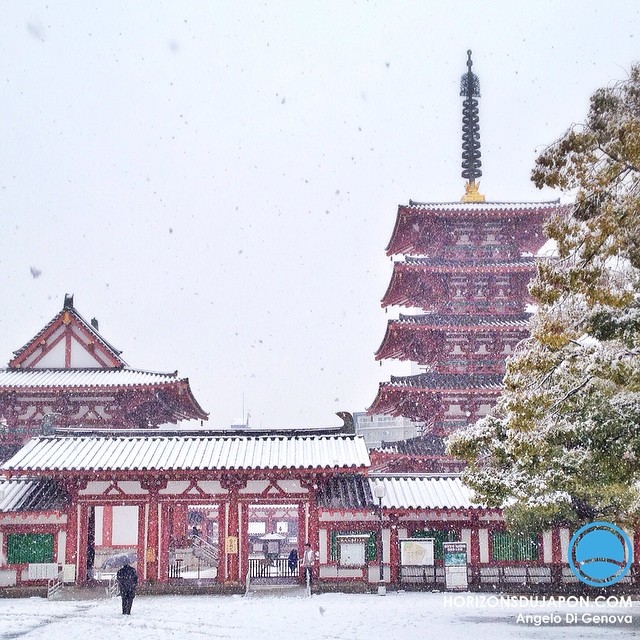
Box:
116;560;138;615
301;542;315;589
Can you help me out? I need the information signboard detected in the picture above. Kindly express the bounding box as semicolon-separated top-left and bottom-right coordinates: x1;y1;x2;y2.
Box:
443;541;468;590
399;538;434;566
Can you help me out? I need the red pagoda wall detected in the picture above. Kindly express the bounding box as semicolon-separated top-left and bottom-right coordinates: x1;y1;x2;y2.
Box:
370;201;571;443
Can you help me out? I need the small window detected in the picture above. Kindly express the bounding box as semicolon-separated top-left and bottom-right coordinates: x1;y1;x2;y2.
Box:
7;533;54;564
491;531;539;561
338;537;368;566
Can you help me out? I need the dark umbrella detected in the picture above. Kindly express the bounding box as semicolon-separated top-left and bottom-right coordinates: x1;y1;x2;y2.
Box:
101;552;137;570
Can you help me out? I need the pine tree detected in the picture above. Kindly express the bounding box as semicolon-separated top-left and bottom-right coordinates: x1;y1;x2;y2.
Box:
448;65;640;531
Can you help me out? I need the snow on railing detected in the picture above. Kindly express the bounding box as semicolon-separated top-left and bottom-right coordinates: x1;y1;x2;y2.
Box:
47;570;64;599
106;575;119;598
191;534;218;563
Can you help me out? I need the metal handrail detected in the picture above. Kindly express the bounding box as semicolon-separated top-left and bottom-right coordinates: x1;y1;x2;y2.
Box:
106;575;119;598
47;571;64;599
191;534;218;561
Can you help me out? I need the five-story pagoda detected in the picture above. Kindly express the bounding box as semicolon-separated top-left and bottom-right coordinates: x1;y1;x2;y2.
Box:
368;52;569;459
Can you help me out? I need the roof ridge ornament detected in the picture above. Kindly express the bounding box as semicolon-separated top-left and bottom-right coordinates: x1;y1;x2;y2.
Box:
460;50;485;202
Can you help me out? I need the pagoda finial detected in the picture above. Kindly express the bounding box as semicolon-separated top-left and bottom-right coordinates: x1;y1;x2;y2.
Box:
460;50;485;202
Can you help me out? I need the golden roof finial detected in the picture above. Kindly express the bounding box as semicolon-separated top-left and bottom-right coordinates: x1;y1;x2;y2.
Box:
461;180;485;203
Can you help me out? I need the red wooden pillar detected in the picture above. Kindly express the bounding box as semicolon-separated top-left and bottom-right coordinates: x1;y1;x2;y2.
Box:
137;503;146;580
551;525;563;586
226;495;240;583
220;478;245;584
297;502;306;546
296;502;306;584
306;486;319;551
140;478;167;582
64;495;79;572
158;502;170;583
102;505;113;547
217;502;226;582
76;503;90;585
551;526;562;562
469;514;480;586
239;501;249;582
389;515;400;585
146;493;160;581
307;487;319;585
173;503;188;538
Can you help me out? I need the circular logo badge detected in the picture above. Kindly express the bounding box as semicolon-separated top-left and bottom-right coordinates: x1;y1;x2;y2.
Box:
568;521;632;587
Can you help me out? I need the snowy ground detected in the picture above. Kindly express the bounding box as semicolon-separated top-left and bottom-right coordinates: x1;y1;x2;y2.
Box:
0;591;638;639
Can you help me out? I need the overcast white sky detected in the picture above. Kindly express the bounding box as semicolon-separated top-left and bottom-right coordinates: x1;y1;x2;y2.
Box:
1;1;639;429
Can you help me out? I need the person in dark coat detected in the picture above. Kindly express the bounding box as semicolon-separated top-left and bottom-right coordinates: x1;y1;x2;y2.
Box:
287;548;298;574
116;561;138;615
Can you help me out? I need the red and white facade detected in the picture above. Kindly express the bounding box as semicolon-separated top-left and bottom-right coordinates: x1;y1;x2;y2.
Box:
3;441;638;591
1;433;372;588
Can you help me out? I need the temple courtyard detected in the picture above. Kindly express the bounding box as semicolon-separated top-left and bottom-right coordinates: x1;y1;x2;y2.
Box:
0;591;637;639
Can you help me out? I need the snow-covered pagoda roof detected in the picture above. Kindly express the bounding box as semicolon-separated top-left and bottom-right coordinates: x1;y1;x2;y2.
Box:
374;314;530;363
386;372;503;390
385;199;570;256
0;477;70;512
402;256;537;270
381;261;535;309
404;199;562;212
393;312;530;327
315;474;480;510
368;373;503;420
1;434;370;473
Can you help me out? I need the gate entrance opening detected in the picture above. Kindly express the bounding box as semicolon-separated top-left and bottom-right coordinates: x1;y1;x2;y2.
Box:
247;504;299;583
90;505;139;583
168;504;219;581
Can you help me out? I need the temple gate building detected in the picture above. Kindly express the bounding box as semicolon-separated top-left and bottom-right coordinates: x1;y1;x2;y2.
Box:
6;433;630;592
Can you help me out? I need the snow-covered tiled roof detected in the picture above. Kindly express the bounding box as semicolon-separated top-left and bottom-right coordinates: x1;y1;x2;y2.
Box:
368;475;478;510
316;474;373;509
403;256;536;268
395;313;530;328
0;368;183;389
0;478;70;512
404;200;562;213
315;474;479;510
387;372;503;390
2;434;370;473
